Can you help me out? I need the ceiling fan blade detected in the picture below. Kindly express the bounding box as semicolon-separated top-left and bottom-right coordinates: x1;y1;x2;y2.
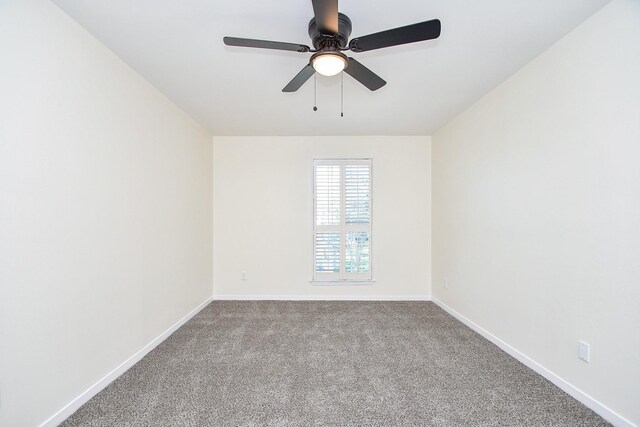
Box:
311;0;339;34
348;19;441;52
224;36;310;53
344;58;386;91
282;64;315;92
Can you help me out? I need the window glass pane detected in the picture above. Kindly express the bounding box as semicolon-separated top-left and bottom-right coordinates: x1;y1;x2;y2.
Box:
345;232;370;273
315;165;341;226
345;165;370;224
315;232;340;273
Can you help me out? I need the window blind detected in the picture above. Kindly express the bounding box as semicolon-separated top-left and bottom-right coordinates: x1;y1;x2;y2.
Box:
313;159;372;281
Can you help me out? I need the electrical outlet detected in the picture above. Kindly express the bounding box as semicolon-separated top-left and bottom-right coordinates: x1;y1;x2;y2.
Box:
443;277;448;289
240;271;247;281
578;340;590;363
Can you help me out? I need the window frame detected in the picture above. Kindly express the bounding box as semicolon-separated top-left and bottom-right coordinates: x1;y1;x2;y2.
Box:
312;158;373;283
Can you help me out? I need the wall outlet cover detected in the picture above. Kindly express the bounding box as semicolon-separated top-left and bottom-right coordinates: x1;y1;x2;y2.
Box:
578;340;590;363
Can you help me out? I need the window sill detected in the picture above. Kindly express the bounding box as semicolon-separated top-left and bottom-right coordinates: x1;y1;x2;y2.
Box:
309;280;376;286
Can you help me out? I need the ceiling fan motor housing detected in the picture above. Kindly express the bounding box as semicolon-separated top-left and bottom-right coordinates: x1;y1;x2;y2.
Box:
308;13;352;50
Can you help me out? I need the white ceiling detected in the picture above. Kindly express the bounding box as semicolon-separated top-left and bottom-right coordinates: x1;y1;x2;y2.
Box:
53;0;610;136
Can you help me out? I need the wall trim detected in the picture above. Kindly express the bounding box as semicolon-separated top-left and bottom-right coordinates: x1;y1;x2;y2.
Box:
431;297;635;427
39;296;213;427
212;294;431;301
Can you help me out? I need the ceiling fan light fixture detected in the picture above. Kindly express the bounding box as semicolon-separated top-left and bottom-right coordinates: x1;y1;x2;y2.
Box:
311;52;348;76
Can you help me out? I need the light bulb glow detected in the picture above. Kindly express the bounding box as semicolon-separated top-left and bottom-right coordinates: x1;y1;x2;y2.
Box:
312;53;347;76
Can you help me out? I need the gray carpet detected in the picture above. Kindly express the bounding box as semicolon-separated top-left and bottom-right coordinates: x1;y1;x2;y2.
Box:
62;301;608;426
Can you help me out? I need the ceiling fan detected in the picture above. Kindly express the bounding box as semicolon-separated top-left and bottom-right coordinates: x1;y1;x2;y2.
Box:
223;0;441;92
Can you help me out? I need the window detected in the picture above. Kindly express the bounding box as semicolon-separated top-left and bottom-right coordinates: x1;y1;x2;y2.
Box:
313;159;372;281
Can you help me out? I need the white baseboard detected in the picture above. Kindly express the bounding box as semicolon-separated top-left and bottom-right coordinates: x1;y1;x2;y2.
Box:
39;296;213;427
212;294;432;301
431;297;635;427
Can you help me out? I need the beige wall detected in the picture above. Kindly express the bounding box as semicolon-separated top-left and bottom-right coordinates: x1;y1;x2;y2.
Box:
213;136;431;299
0;1;213;425
432;0;640;424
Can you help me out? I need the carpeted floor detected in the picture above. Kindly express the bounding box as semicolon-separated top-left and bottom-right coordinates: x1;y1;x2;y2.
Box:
62;301;608;426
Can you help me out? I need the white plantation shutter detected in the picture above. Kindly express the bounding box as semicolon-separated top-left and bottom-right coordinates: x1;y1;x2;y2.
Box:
314;159;372;281
315;165;341;226
314;232;340;273
345;231;369;274
345;165;370;225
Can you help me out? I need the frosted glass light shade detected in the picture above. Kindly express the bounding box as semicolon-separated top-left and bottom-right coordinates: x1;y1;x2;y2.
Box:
312;53;347;76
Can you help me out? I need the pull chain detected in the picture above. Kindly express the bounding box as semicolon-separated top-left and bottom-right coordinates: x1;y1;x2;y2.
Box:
340;72;344;117
313;73;317;111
